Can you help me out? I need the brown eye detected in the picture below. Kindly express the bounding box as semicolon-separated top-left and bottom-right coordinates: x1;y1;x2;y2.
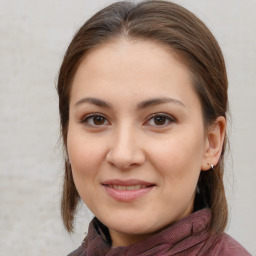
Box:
93;116;105;125
153;116;167;125
82;114;109;127
146;113;175;127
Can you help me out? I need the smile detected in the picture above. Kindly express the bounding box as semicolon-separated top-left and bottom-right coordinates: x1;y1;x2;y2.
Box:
106;185;148;190
102;179;155;202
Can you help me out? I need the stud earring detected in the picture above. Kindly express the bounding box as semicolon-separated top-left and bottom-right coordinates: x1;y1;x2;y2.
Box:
210;164;214;170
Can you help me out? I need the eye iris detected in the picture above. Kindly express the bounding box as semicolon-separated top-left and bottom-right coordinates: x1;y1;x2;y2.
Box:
154;116;166;125
93;116;105;125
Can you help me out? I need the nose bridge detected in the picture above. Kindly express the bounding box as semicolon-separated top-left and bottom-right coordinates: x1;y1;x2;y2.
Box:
106;121;145;169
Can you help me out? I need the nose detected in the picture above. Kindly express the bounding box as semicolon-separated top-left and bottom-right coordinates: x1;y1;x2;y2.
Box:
106;124;146;170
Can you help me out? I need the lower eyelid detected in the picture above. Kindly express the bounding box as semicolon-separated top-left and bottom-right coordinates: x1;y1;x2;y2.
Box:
80;113;175;126
144;115;175;127
81;114;108;125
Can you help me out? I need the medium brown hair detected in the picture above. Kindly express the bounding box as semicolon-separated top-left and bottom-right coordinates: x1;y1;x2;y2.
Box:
57;0;228;233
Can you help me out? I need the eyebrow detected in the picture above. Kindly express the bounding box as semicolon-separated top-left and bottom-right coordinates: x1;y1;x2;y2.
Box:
137;97;186;109
75;97;112;108
74;96;186;109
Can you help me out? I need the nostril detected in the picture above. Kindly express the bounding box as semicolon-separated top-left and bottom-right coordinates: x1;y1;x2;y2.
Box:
106;148;145;170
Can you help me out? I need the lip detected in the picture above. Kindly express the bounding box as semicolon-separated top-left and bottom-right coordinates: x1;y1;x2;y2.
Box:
102;179;154;186
102;179;156;202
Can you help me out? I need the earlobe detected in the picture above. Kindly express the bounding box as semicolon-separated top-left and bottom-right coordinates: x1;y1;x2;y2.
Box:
201;116;226;171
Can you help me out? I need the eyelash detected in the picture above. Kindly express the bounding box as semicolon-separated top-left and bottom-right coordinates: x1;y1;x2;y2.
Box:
81;113;109;127
81;113;175;128
146;113;175;127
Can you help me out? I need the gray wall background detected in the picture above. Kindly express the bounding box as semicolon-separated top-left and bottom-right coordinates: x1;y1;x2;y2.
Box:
0;0;255;255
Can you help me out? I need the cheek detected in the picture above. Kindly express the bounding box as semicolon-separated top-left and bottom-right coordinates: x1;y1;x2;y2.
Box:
147;130;205;182
67;131;105;207
149;134;204;213
67;129;105;186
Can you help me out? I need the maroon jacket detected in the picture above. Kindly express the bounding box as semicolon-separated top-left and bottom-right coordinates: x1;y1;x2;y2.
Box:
67;209;251;256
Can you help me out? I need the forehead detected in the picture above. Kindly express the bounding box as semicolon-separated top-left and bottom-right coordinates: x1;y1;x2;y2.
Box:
70;38;199;110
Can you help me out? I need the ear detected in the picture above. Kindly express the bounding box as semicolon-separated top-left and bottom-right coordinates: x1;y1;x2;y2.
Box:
201;116;226;171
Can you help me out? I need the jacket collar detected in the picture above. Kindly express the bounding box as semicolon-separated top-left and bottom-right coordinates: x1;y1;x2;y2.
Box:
82;208;211;256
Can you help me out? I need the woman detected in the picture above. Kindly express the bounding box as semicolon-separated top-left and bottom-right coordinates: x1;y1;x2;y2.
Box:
57;1;251;255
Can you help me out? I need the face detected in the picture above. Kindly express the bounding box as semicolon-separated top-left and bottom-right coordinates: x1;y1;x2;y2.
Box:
67;39;209;247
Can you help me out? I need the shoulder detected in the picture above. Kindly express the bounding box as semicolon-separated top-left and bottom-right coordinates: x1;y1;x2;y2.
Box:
66;239;87;256
210;233;252;256
66;246;86;256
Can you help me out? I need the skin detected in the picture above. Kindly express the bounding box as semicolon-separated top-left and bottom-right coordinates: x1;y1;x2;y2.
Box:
67;38;226;247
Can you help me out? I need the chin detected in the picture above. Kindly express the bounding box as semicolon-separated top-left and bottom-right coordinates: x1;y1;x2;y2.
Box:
104;215;161;235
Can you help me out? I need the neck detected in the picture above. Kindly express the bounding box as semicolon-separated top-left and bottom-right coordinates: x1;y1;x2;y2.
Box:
109;229;155;248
